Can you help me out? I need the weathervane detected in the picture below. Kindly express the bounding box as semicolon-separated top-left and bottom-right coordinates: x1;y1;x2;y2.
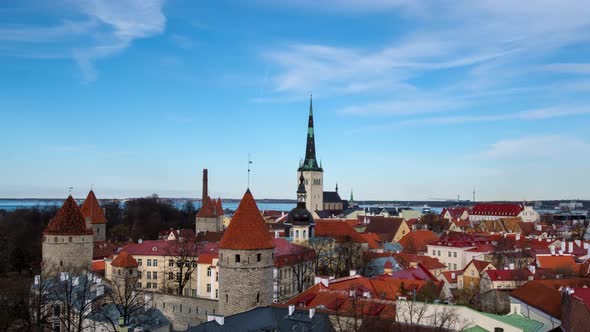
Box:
68;186;74;195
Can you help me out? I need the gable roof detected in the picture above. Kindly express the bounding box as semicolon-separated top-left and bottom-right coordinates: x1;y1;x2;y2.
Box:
219;190;274;250
392;252;447;270
315;220;367;243
44;196;94;235
79;190;107;224
485;269;532;281
441;207;469;219
511;278;590;319
363;217;405;242
111;252;139;268
323;191;342;203
536;255;578;272
466;259;494;273
471;203;524;217
398;230;438;253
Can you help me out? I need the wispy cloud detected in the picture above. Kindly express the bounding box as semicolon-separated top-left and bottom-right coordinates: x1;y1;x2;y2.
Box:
472;135;590;160
540;63;590;75
0;0;167;82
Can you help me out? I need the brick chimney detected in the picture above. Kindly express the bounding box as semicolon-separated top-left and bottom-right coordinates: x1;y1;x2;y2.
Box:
202;169;208;200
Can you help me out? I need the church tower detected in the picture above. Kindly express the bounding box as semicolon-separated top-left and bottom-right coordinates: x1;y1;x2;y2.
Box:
42;196;94;273
195;169;223;233
218;190;274;316
80;190;107;242
285;173;315;244
298;95;324;214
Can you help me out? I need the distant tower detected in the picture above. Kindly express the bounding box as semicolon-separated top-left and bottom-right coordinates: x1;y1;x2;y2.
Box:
42;196;93;273
110;251;139;298
298;95;324;214
80;190;107;242
195;169;223;233
473;187;476;203
218;190;274;316
285;173;315;244
335;183;339;193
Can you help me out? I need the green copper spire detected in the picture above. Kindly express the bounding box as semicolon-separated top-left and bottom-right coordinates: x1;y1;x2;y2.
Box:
299;94;322;172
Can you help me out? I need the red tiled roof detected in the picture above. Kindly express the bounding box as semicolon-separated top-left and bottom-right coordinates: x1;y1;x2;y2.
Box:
441;207;469;219
196;196;221;218
315;220;368;244
537;255;578;271
79;190;107;224
273;238;314;267
111;252;139;268
197;253;217;265
467;259;494;273
392;252;447;270
470;203;523;217
92;260;106;272
219;190;274;250
384;260;393;269
362;232;382;249
571;288;590;312
486;269;532;281
44;196;94;235
363;217;405;242
511;279;590;318
121;239;216;257
442;270;462;283
398;230;438;253
160;228;196;240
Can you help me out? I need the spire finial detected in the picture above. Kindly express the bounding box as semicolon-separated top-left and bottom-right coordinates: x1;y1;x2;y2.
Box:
247;153;253;189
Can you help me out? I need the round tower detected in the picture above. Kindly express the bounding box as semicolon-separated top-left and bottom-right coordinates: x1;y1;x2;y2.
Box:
110;252;139;298
42;195;94;273
285;173;315;244
218;189;275;316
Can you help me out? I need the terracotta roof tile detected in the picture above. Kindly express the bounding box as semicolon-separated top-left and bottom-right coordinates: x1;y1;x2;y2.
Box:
315;220;368;243
398;230;438;253
485;269;531;281
44;196;93;235
79;190;107;224
111;252;139;268
537;255;578;271
219;190;274;250
511;279;590;318
196;196;220;218
470;203;523;217
92;260;106;273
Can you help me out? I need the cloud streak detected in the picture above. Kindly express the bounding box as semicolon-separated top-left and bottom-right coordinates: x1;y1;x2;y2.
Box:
0;0;167;82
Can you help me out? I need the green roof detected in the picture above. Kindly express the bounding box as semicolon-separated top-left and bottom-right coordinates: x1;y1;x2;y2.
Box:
480;312;544;332
464;326;488;332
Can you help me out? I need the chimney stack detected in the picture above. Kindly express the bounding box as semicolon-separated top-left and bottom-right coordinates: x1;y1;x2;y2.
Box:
202;169;208;200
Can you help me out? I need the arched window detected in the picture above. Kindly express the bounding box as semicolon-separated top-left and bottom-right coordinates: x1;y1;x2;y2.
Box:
235;254;240;263
302;230;306;238
257;253;262;262
295;230;299;238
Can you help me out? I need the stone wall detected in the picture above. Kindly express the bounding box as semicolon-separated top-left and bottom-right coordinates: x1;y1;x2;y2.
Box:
42;234;93;273
92;224;106;242
195;217;221;233
218;248;274;316
152;293;218;330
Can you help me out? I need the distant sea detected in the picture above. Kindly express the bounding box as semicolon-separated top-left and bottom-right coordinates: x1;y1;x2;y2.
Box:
0;199;296;213
0;199;443;214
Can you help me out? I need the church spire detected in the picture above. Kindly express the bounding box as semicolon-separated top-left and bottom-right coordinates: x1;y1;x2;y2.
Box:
299;94;322;171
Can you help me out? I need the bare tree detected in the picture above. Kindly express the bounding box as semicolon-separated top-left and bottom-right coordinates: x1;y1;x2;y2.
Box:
50;270;105;332
29;263;58;330
163;238;201;295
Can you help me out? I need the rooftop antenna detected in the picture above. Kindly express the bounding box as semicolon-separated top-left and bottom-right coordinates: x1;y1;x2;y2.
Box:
247;153;253;189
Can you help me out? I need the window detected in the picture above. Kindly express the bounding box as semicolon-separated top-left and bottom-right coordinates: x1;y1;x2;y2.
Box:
257;253;262;262
147;271;152;279
168;272;173;280
432;250;435;256
437;250;441;256
147;259;152;267
153;272;158;280
448;251;451;257
453;264;457;270
138;271;142;279
215;272;218;282
226;294;228;303
68;237;72;242
207;267;212;277
192;289;197;297
147;283;152;289
235;255;240;263
207;284;211;293
296;230;299;238
453;252;457;258
168;259;174;267
153;259;158;267
152;282;157;289
137;259;142;266
215;289;218;298
256;292;260;303
303;230;306;238
176;272;181;281
138;281;142;288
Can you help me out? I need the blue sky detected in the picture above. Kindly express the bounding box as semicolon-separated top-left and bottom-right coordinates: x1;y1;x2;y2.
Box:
1;0;590;201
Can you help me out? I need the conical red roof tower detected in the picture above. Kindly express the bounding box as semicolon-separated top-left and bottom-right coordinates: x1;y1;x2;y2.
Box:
44;196;93;235
80;190;107;224
111;252;139;268
219;189;274;250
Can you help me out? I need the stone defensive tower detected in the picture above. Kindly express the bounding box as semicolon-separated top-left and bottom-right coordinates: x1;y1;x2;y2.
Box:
195;169;224;233
42;195;94;273
218;189;275;316
298;95;324;214
79;190;107;242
